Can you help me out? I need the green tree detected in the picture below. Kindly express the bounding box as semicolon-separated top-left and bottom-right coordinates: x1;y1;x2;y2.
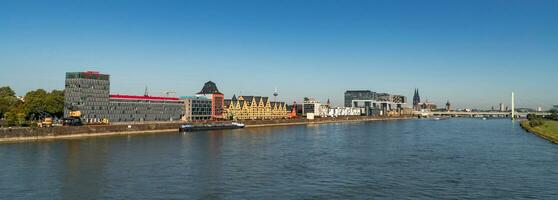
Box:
44;90;64;118
550;109;558;121
0;86;15;97
22;89;48;120
3;105;26;127
0;86;20;118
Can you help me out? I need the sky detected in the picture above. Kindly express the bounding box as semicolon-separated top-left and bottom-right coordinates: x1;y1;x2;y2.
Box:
0;0;557;109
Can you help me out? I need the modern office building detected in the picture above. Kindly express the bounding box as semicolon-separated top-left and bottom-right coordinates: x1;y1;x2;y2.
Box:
64;71;110;122
109;94;184;122
344;90;376;107
345;89;407;115
196;81;224;119
302;97;321;116
64;71;184;123
181;96;212;121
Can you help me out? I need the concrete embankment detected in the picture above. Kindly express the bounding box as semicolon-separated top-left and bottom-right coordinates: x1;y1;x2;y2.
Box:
0;116;413;143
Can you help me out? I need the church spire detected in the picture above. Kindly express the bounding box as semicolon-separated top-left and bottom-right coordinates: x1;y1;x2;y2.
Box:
413;88;421;110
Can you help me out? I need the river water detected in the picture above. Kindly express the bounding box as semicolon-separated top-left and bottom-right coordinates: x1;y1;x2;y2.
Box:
1;119;558;199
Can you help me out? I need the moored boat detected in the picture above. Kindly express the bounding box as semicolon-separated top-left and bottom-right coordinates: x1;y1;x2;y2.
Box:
179;122;245;132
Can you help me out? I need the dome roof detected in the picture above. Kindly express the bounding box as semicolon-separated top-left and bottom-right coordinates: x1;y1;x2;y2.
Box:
197;81;222;94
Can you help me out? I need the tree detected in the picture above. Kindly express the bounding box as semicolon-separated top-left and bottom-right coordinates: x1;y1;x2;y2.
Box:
3;105;26;127
1;87;66;126
550;109;558;121
0;86;15;97
44;90;64;118
22;89;48;120
0;86;20;118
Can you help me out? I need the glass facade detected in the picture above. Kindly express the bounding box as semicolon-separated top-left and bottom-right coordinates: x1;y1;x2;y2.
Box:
344;90;376;107
182;96;212;121
64;71;185;123
64;72;111;123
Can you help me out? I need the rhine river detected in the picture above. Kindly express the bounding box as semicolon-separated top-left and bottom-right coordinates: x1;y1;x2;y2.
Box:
1;119;558;199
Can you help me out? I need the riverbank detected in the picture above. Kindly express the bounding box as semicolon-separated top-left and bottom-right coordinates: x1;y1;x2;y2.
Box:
0;116;414;143
520;120;558;144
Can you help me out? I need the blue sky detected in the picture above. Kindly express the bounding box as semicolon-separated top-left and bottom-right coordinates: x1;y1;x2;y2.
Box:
0;0;556;109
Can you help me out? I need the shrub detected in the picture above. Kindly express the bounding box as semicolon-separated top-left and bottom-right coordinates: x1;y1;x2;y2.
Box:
527;114;540;121
529;119;545;127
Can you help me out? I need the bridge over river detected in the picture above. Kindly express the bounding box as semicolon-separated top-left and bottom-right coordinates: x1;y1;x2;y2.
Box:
415;111;551;118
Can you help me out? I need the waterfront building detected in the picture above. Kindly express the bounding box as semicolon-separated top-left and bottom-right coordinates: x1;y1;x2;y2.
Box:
64;71;184;123
109;95;184;122
319;106;362;117
345;90;407;115
64;71;110;122
344;90;376;107
196;81;224;119
223;95;288;120
302;97;321;116
286;102;303;117
417;101;437;111
181;96;212;121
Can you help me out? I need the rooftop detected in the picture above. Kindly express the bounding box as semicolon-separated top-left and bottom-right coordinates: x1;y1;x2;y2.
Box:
197;81;222;95
110;94;180;101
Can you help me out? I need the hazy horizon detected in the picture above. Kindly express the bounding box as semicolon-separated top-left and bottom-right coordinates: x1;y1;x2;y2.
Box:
1;0;556;109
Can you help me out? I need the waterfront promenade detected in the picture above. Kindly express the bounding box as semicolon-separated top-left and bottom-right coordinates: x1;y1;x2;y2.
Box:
0;116;412;143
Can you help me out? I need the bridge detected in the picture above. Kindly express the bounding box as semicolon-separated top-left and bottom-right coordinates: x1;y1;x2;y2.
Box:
414;111;551;118
413;92;553;119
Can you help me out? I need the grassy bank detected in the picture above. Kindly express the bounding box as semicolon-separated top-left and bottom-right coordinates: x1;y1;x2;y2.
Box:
520;120;558;144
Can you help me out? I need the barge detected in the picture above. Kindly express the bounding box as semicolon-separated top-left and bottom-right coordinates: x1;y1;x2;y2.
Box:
179;122;245;132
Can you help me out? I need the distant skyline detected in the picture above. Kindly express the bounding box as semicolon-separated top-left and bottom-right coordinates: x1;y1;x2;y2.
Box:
1;0;557;109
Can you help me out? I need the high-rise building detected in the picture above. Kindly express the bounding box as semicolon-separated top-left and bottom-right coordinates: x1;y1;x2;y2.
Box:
64;71;110;122
196;81;224;119
500;103;506;112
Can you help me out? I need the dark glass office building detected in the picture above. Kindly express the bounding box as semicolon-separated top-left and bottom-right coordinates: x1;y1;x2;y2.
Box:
344;90;376;107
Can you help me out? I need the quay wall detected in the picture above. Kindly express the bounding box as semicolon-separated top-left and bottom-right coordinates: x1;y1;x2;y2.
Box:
0;116;413;143
0;122;183;140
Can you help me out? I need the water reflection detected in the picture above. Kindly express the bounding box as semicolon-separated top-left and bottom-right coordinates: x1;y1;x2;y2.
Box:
2;119;558;199
61;140;108;200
